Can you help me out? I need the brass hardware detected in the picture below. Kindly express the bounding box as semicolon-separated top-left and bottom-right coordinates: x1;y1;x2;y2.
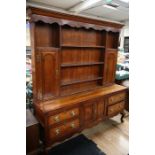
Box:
54;116;60;122
71;111;75;116
55;129;60;135
71;123;75;128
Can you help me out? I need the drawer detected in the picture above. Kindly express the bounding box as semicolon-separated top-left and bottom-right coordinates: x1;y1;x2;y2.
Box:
108;101;125;116
49;119;80;140
108;92;126;105
48;108;79;125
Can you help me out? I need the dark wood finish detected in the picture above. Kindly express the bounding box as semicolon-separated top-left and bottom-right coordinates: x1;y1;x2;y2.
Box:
28;7;127;149
35;48;60;100
27;7;124;29
48;107;79;126
107;101;125;116
61;62;104;67
49;119;80;141
83;100;96;126
103;50;117;84
108;92;126;105
26;109;40;154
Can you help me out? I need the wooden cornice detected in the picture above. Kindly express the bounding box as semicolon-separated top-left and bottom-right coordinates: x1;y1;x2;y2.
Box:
27;7;124;30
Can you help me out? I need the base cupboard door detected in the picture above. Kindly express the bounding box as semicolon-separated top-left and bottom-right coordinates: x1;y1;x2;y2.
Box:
83;100;97;127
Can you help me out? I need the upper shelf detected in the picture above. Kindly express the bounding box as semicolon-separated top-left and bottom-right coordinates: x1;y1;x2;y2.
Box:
61;45;105;48
61;62;104;67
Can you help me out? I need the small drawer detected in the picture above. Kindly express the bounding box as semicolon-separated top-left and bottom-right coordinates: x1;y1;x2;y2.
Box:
48;108;79;125
49;119;80;140
108;92;126;105
108;101;125;116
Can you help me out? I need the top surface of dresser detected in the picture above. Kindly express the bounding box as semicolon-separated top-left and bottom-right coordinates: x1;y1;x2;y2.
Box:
38;84;127;114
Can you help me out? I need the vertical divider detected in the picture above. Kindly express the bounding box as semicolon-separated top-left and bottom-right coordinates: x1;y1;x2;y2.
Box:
57;25;62;97
102;31;108;85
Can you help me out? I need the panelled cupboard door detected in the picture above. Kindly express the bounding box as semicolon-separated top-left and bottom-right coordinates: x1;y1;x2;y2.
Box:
97;98;105;119
35;48;59;100
83;101;96;126
104;50;117;84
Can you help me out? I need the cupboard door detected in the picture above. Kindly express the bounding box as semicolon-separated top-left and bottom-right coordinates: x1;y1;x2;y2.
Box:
104;50;117;84
36;48;59;100
97;98;105;120
83;100;96;126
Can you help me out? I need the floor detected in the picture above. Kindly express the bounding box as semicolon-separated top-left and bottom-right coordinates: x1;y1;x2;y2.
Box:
83;113;129;155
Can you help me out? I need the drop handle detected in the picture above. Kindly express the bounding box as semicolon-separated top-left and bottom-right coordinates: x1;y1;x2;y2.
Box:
71;111;75;116
71;123;75;128
55;129;60;135
54;116;60;122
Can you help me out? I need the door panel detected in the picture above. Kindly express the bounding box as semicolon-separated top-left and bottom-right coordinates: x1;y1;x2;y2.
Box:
104;50;117;84
35;48;59;100
97;98;105;119
83;100;96;126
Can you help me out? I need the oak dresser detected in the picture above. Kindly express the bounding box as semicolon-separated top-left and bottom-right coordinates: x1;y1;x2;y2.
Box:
27;7;127;149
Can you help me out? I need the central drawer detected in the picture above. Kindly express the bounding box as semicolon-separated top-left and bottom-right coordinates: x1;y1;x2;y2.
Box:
48;108;79;125
49;119;80;140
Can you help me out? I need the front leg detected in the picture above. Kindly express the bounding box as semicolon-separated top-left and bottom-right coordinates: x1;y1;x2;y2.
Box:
120;111;125;123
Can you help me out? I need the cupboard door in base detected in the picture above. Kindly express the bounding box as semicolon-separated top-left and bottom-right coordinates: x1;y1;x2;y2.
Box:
83;100;96;127
97;98;105;120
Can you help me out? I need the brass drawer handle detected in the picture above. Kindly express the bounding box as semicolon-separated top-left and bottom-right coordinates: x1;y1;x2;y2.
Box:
70;111;75;116
70;123;75;128
55;129;60;135
54;116;60;122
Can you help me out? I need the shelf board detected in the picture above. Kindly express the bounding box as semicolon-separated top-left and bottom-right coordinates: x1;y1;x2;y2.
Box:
36;46;59;50
61;85;103;97
61;77;103;86
107;48;118;51
61;45;105;48
61;62;104;67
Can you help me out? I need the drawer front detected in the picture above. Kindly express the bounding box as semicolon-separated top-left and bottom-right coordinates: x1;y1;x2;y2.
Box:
108;101;125;116
48;108;79;125
49;119;80;140
108;92;126;105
